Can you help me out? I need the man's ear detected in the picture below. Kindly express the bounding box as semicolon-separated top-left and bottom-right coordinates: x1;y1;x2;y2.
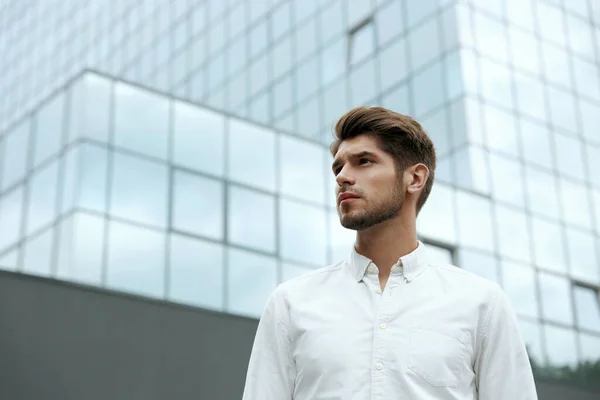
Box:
406;163;429;195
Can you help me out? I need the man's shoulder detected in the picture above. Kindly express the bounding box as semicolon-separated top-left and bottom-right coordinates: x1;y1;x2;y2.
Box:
428;262;503;297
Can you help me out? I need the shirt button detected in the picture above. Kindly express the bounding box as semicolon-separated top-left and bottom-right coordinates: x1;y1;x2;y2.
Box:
376;362;384;371
379;323;387;330
375;288;382;294
368;265;376;273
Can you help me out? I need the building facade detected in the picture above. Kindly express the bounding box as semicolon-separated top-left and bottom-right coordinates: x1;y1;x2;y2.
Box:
1;0;599;392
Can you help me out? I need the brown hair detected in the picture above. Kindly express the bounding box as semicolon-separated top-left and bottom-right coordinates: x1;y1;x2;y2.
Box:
330;106;436;214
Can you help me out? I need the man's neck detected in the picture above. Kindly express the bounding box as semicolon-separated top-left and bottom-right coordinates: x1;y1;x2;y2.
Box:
354;215;418;276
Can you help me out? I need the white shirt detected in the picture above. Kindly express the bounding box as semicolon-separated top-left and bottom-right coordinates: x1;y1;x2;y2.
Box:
242;242;538;400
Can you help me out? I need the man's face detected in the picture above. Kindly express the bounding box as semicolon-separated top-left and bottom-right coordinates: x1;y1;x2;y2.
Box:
331;135;405;231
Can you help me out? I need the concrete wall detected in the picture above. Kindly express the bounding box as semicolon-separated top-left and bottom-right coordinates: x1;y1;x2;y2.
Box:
0;271;598;400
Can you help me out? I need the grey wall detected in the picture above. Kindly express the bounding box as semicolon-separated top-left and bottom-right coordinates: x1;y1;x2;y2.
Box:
0;270;598;400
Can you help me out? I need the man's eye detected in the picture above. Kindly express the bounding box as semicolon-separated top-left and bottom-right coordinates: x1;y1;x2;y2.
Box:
359;158;372;165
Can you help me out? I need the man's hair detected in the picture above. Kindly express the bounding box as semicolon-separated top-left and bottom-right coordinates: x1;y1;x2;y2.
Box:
330;106;436;214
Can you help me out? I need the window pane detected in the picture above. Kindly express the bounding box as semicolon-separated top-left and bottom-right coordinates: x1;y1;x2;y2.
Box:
495;205;531;263
489;154;525;207
33;91;65;168
381;84;410;116
456;188;494;251
320;0;344;44
483;104;518;156
106;220;165;299
519;319;545;366
227;119;276;192
548;86;577;134
296;56;319;104
572;56;600;102
409;16;441;71
378;39;408;93
169;234;224;311
544;325;578;369
228;248;277;318
0;185;24;252
537;2;566;47
69;73;111;143
509;28;540;75
22;227;54;277
539;272;574;325
114;82;169;160
501;261;538;318
110;152;168;228
1;119;31;191
273;76;293;117
555;134;585;183
280;135;325;204
280;199;327;265
426;244;453;265
417;184;457;245
26;159;59;236
228;185;275;253
77;143;109;213
573;286;600;332
329;210;356;263
321;37;346;87
479;58;513;109
0;247;18;271
525;167;560;220
513;71;546;122
406;0;437;28
172;170;223;240
272;2;291;41
520;119;554;170
376;0;404;47
566;228;599;284
458;248;498;283
579;333;600;365
282;262;313;282
580;99;600;145
347;0;372;28
350;22;375;66
412;61;444;117
531;217;567;273
473;11;507;63
350;57;377;106
295;18;317;62
172;101;225;176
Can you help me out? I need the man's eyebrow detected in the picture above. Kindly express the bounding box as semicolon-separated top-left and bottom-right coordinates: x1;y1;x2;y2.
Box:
331;151;377;171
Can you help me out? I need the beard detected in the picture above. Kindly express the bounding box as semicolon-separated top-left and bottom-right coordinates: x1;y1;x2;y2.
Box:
338;184;404;231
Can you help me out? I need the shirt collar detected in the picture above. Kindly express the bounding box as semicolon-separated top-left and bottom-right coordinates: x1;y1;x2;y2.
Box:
349;240;429;282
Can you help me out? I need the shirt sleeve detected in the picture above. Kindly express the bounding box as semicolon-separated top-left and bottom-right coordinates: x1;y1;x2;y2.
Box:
242;285;295;400
475;285;538;400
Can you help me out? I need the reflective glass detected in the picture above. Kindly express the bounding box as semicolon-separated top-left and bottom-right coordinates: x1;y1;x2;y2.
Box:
495;205;531;263
250;0;269;23
580;99;600;145
406;0;437;28
272;2;291;41
1;119;30;191
280;135;325;204
228;37;247;76
350;22;375;67
473;11;507;63
561;179;592;229
172;170;223;240
321;37;346;87
548;86;578;134
594;189;600;233
56;212;104;286
320;0;344;44
417;184;457;244
587;145;600;187
228;248;277;318
573;286;600;332
227;119;276;192
426;244;453;266
565;0;590;19
106;220;165;298
412;61;444;118
513;71;547;122
283;262;313;282
228;185;275;253
450;97;485;147
76;144;108;214
539;272;574;325
172;101;225;176
479;58;513;110
296;56;319;103
378;38;408;93
169;234;224;310
22;226;53;277
381;84;410;116
280;199;327;265
453;146;490;194
440;5;460;52
566;227;599;284
0;185;24;252
68;73;111;143
445;50;464;101
295;18;317;62
273;35;292;79
541;43;571;90
0;247;18;271
537;2;566;47
350;58;377;106
454;4;475;48
249;54;268;97
114;82;169;160
33;91;65;168
456;191;494;251
572;56;600;102
347;0;372;28
519;319;545;366
409;16;441;71
420;107;450;156
375;0;404;47
457;249;498;283
26;158;59;236
567;15;595;60
531;217;566;274
544;325;578;369
508;27;540;75
520;120;553;170
273;77;293;118
329;210;356;263
501;261;538;318
526;167;560;220
251;93;271;125
110;152;168;228
297;96;320;137
483;104;519;156
249;20;267;59
489;154;524;207
579;333;600;365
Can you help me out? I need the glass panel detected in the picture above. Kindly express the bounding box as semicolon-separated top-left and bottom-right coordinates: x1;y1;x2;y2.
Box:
26;158;59;236
249;20;267;58
537;2;566;47
296;96;320;137
0;186;24;252
282;262;313;282
489;154;525;207
501;260;538;318
321;37;346;87
412;61;444;118
106;220;165;299
541;42;571;88
350;57;377;107
409;16;441;71
350;22;375;66
272;35;292;79
587;145;600;188
280;198;327;265
479;58;513;109
506;0;535;31
272;2;291;41
495;205;531;263
0;247;18;271
172;170;223;240
69;73;111;143
509;28;540;75
406;0;437;28
378;38;408;93
544;325;578;369
295;17;317;62
320;0;344;44
453;146;490;194
381;84;410;116
425;244;453;265
77;143;108;213
296;56;319;104
113;82;169;160
520;120;554;170
228;185;275;253
539;272;574;325
579;333;600;365
56;212;105;286
580;99;600;145
566;228;599;284
322;79;348;132
473;11;507;63
456;191;494;251
22;227;54;277
172;101;225;176
273;76;293;117
33;91;65;168
110;152;168;228
513;71;546;122
169;234;224;310
419;107;450;156
572;56;600;102
548;86;578;134
526;167;560;220
519;319;545;367
557;136;586;184
417;184;457;245
280;135;325;204
227;119;276;192
531;217;567;273
376;0;404;47
483;103;518;156
1;119;30;191
347;0;372;28
457;248;498;283
228;248;277;318
329;210;356;263
573;286;600;332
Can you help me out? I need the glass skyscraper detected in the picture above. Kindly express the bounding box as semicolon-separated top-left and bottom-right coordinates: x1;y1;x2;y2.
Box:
1;0;599;390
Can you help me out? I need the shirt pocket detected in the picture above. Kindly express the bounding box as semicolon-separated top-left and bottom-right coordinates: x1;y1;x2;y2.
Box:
407;328;468;387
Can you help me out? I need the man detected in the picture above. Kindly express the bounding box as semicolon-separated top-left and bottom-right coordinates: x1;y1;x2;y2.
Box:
242;107;537;399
